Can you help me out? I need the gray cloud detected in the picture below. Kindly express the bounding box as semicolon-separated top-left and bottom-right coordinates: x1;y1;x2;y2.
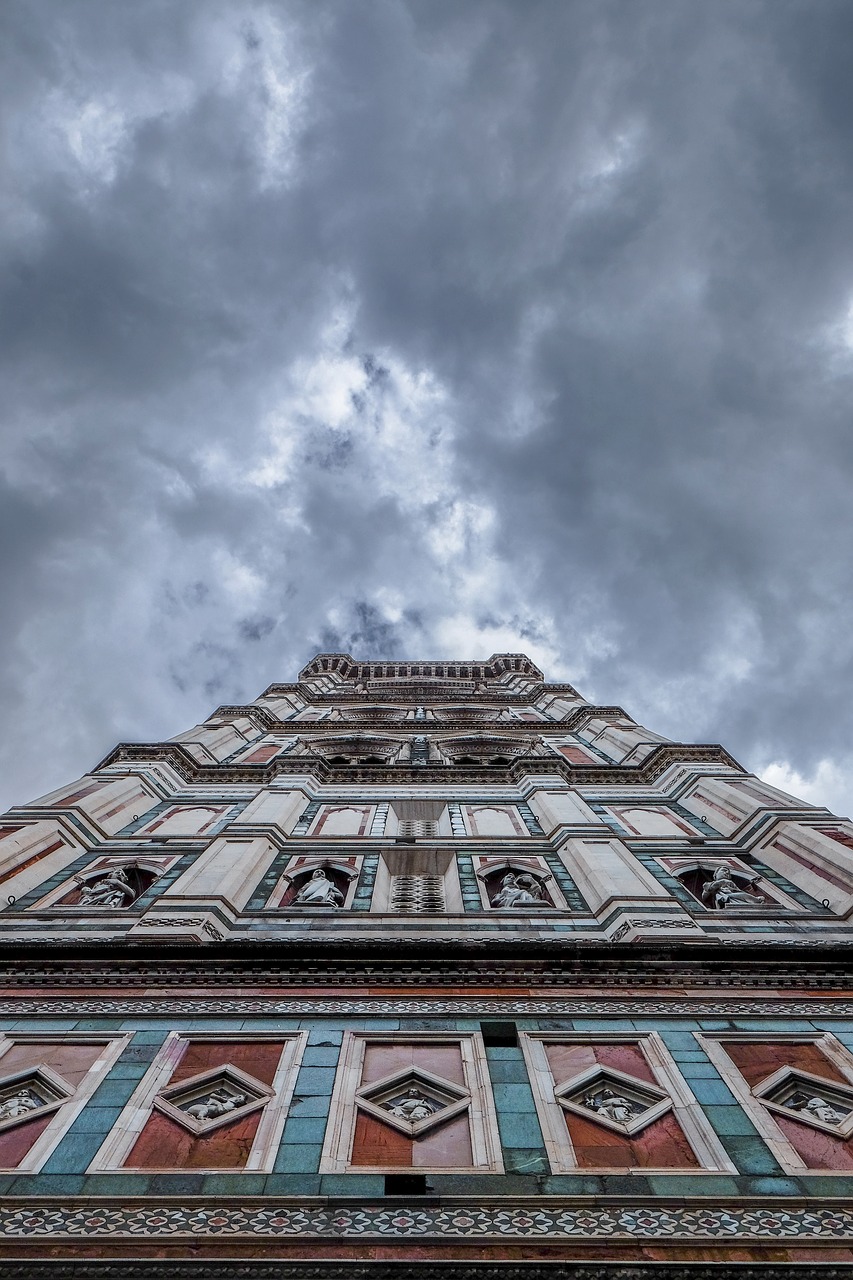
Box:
2;0;853;814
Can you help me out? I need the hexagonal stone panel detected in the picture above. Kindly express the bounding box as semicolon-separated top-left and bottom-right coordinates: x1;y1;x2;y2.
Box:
0;1065;74;1134
154;1064;275;1136
754;1066;853;1137
554;1064;672;1135
356;1066;471;1137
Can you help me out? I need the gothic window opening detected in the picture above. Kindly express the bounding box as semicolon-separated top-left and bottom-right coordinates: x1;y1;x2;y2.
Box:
397;820;438;839
389;801;448;839
372;847;462;913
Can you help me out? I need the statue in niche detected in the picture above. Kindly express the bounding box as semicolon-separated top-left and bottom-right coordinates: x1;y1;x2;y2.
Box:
788;1093;847;1125
700;866;765;910
583;1088;642;1124
293;868;345;908
78;866;138;909
490;871;548;909
0;1089;41;1121
386;1086;439;1122
183;1088;247;1122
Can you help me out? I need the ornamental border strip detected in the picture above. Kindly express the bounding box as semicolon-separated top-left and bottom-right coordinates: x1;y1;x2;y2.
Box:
1;1202;853;1242
4;1267;853;1280
2;996;853;1016
3;955;853;987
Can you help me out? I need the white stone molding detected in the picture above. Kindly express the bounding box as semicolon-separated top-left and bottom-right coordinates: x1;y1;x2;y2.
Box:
557;836;671;915
0;1032;131;1173
520;1031;736;1175
0;820;89;908
88;1030;307;1174
33;774;162;837
320;1031;504;1174
227;786;312;840
753;821;853;915
155;834;280;915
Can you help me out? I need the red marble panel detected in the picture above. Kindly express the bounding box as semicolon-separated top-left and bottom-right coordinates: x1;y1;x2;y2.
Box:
361;1043;465;1087
123;1039;287;1169
242;745;281;763
412;1113;473;1167
773;1113;853;1170
350;1109;473;1168
723;1042;849;1088
564;1108;700;1168
169;1040;285;1087
544;1042;656;1086
0;1040;104;1087
0;838;64;889
0;1040;107;1168
126;1107;262;1169
351;1111;412;1165
55;783;102;807
817;827;853;850
0;1111;53;1166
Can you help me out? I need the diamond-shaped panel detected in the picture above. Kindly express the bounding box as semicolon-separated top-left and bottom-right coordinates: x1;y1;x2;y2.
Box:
554;1064;672;1135
356;1066;471;1137
754;1066;853;1137
154;1064;274;1136
0;1065;74;1134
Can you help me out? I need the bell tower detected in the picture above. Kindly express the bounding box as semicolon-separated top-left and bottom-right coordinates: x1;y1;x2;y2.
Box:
0;653;852;1276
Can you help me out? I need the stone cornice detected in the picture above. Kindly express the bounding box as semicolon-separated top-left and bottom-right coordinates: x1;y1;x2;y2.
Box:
1;940;853;988
92;742;744;788
4;1263;851;1280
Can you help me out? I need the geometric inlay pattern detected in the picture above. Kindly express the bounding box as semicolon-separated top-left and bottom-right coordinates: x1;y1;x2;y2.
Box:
3;1200;853;1240
355;1066;470;1137
753;1065;853;1137
0;1066;74;1135
153;1065;274;1136
553;1064;671;1135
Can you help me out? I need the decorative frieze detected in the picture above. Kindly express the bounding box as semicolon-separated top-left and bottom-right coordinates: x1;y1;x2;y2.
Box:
1;1198;853;1242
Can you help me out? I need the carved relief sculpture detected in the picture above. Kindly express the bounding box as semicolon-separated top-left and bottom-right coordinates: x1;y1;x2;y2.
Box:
293;868;345;908
78;866;138;909
582;1087;642;1125
0;1088;40;1121
700;866;765;910
490;870;550;908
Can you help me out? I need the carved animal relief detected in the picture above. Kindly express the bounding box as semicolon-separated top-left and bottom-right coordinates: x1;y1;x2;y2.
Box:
154;1065;274;1136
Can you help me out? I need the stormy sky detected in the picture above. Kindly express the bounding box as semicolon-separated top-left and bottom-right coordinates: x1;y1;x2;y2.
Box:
2;0;853;816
